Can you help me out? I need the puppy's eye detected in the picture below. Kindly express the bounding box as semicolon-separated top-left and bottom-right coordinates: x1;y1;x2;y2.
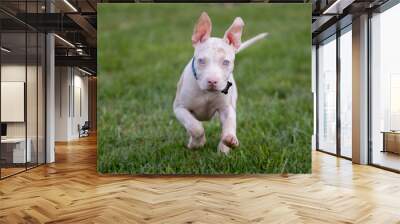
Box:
198;58;206;65
223;60;230;66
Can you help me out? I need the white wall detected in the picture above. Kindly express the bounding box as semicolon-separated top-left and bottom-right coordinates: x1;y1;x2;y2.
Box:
54;67;89;141
1;65;26;140
55;67;69;141
71;73;89;138
1;65;26;130
1;63;46;164
1;82;25;122
1;65;39;138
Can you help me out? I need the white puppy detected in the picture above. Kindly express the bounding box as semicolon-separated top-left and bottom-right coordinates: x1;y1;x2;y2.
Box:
173;12;267;154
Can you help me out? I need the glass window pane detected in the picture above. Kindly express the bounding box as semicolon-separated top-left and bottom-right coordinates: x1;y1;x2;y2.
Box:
26;0;40;169
0;1;46;179
371;4;400;171
318;36;337;154
1;31;27;177
38;33;45;165
27;31;38;169
340;28;352;158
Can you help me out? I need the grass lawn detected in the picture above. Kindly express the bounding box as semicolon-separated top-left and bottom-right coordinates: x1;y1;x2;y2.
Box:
98;3;312;174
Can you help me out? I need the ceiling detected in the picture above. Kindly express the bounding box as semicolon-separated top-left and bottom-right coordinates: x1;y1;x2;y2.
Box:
0;0;98;74
311;0;390;43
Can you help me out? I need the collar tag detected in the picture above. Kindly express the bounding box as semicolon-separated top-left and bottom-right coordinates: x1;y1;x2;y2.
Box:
221;81;232;95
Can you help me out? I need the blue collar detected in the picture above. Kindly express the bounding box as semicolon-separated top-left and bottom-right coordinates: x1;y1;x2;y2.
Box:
191;57;198;80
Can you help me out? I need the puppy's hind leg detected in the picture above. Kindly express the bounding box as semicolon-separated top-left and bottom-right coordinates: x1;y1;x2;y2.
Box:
174;107;206;149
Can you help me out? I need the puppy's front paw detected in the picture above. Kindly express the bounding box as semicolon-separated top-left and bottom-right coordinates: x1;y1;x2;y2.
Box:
218;142;231;155
222;134;239;148
187;134;206;149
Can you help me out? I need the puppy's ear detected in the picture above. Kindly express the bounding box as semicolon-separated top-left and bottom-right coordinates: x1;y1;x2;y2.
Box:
192;12;212;47
223;17;244;50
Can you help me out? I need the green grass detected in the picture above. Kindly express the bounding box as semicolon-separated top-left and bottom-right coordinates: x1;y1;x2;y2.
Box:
97;3;312;174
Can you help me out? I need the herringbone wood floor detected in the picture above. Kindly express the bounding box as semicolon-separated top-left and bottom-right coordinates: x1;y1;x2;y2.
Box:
1;135;400;224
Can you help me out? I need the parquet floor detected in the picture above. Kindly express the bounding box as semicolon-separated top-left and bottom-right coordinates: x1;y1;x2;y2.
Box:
1;167;26;178
1;135;400;223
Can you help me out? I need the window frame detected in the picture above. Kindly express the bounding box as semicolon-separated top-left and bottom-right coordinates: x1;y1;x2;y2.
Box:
315;21;353;161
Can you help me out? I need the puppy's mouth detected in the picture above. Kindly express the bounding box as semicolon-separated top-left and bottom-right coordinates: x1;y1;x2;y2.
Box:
207;86;218;91
206;85;222;92
207;89;219;93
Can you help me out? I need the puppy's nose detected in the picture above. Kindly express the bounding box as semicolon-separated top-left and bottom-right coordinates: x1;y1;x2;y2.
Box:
207;79;218;86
